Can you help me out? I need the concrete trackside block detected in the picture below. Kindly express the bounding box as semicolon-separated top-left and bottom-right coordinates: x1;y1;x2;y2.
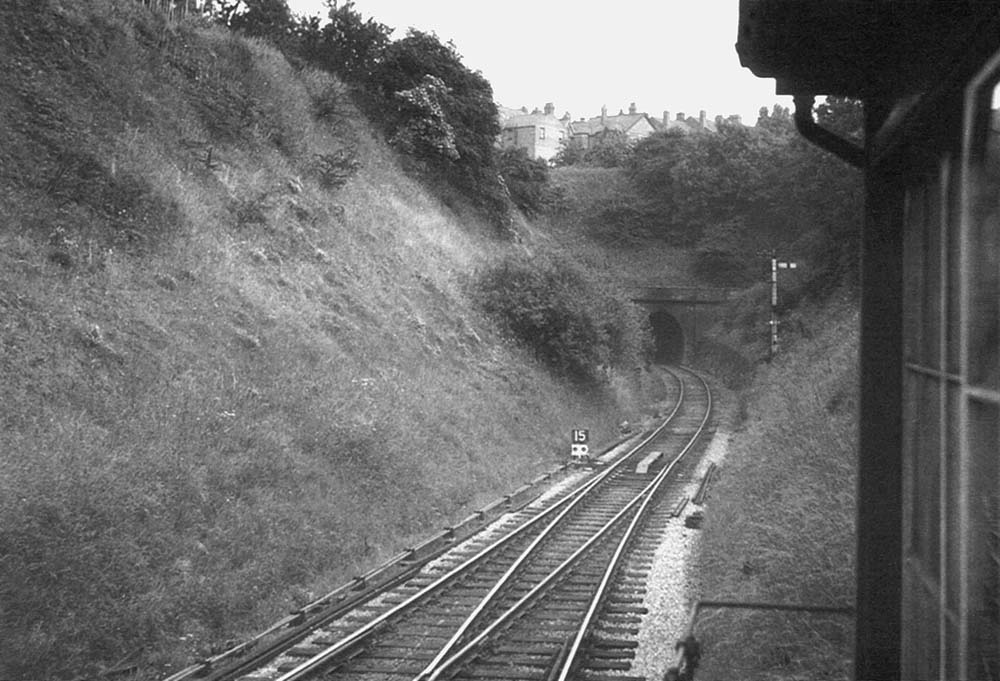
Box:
636;450;663;474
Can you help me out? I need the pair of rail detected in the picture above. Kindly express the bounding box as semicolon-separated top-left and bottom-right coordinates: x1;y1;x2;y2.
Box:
169;367;712;681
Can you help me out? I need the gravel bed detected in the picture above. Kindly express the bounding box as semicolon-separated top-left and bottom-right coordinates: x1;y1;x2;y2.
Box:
629;383;739;680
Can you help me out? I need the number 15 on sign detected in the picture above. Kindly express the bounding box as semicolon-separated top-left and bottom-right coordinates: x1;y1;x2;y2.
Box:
571;429;590;462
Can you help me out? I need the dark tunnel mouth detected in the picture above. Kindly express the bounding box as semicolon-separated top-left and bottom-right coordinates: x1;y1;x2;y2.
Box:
649;309;684;364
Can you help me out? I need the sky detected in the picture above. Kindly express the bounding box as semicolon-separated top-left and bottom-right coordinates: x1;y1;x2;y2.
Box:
284;0;791;126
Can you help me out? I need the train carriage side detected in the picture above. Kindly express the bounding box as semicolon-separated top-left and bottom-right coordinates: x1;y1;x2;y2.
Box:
737;3;1000;679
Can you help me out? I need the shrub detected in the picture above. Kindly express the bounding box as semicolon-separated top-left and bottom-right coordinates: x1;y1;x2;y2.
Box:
585;201;657;247
472;255;651;383
553;131;634;168
693;218;756;285
497;147;556;218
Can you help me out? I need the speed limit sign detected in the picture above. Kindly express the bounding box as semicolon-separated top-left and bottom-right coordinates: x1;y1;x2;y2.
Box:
571;429;589;461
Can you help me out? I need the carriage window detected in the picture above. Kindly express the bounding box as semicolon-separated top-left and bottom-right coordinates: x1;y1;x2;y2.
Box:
968;84;1000;388
960;69;1000;681
900;44;1000;681
903;170;945;370
967;398;999;680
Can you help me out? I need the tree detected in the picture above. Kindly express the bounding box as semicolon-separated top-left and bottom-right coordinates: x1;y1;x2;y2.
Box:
292;1;392;83
203;0;242;25
374;30;500;167
552;131;633;168
628;97;863;292
228;0;293;44
389;75;460;162
290;17;513;230
815;96;863;140
497;147;552;217
583;129;634;167
373;30;508;227
754;103;794;135
552;139;586;167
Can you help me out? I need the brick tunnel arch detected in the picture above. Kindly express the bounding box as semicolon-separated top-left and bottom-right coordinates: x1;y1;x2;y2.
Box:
649;309;685;363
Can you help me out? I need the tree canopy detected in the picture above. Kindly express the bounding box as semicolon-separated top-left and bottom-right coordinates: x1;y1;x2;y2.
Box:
292;1;391;83
626;98;864;288
553;129;634;168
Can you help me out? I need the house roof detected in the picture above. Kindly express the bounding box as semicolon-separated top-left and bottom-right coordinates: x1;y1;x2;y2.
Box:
501;112;566;130
568;113;653;136
678;115;717;133
497;105;527;121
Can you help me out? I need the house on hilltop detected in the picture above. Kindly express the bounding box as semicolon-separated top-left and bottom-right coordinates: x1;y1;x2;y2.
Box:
498;101;741;161
653;109;730;134
498;103;569;162
567;103;657;150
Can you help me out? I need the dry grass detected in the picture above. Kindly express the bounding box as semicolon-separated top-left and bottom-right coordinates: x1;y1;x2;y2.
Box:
692;297;859;680
0;3;652;678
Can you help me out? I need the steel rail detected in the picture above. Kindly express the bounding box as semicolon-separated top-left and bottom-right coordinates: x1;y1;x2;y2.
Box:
412;367;688;679
421;472;651;681
271;371;688;681
161;548;428;681
554;367;712;681
420;367;711;681
411;463;629;678
164;372;682;681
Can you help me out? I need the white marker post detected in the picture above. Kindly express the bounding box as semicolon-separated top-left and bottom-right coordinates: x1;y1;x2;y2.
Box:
571;429;590;464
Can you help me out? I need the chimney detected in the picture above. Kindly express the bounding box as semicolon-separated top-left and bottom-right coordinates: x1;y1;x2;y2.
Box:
699;110;706;128
629;102;637;115
601;105;607;124
663;110;670;125
544;102;555;116
676;112;685;121
715;115;723;126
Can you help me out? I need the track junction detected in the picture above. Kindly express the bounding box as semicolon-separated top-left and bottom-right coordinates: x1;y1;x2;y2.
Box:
164;366;715;681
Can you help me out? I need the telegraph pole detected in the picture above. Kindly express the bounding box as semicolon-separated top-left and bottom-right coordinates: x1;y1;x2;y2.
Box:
766;250;797;359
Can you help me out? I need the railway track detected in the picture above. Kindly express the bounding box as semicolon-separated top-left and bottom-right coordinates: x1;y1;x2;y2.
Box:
167;366;712;681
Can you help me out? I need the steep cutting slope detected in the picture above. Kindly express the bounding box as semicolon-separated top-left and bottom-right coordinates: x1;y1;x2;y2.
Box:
0;3;660;678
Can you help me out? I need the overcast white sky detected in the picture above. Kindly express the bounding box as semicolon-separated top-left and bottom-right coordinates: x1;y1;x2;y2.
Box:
285;0;791;125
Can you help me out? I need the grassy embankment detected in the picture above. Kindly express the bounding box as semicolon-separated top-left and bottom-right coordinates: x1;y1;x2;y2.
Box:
537;134;859;680
543;143;858;678
0;3;661;678
692;292;859;680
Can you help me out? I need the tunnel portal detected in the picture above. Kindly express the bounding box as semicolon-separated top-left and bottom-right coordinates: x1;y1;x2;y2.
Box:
649;309;685;364
630;286;736;366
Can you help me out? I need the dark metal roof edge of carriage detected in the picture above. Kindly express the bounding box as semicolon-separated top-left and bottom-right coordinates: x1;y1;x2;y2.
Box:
736;0;1000;99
